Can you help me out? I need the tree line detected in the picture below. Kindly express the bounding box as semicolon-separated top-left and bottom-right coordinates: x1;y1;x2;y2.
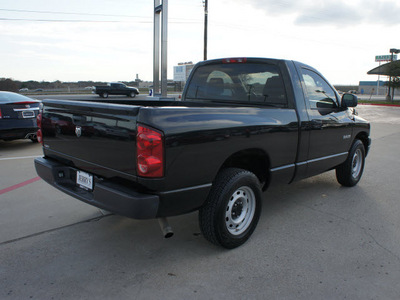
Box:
0;78;139;92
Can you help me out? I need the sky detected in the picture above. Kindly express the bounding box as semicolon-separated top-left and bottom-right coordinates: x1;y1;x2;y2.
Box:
0;0;400;85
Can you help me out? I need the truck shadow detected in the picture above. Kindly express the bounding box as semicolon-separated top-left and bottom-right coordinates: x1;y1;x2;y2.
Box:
84;170;351;253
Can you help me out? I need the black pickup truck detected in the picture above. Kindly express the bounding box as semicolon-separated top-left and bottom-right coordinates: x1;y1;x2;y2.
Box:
35;58;370;248
93;82;139;98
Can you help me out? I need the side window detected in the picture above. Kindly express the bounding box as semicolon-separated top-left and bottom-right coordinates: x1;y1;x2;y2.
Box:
301;69;338;110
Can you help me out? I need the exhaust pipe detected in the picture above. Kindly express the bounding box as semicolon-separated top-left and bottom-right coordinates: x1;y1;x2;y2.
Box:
25;133;37;140
158;217;174;238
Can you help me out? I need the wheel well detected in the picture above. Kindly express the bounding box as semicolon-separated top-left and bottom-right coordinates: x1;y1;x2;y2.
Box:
355;132;370;156
220;149;270;190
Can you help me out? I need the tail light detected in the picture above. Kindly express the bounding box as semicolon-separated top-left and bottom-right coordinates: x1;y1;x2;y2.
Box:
15;101;38;105
0;108;2;119
36;113;43;144
136;125;164;178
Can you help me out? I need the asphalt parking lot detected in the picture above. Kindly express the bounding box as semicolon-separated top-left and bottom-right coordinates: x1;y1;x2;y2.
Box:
1;104;400;299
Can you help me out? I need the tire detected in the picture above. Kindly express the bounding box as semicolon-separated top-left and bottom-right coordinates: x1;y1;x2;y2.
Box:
30;137;38;143
336;139;366;187
101;92;108;98
199;168;262;249
128;92;136;98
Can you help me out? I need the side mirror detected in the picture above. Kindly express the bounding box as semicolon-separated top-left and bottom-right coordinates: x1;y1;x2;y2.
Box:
341;93;358;108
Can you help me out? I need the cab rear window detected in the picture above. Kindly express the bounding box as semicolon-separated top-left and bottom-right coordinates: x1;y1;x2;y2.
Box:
185;63;288;107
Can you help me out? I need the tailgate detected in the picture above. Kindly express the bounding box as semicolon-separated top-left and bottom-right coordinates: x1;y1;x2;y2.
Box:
41;99;140;180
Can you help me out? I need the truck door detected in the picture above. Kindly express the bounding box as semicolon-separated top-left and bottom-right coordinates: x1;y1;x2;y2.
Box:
299;67;353;177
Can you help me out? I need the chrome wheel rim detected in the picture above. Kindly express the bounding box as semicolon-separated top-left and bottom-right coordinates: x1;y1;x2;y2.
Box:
225;186;256;235
351;149;363;179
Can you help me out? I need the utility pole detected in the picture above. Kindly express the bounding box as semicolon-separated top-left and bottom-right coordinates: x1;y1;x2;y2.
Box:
203;0;208;61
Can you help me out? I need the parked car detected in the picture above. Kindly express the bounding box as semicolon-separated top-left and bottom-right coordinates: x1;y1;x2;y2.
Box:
19;88;29;92
0;91;41;142
93;82;139;98
35;57;370;248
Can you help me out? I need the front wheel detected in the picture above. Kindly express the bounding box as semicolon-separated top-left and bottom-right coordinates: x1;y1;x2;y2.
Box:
199;168;262;249
128;92;136;98
101;92;108;98
336;139;366;187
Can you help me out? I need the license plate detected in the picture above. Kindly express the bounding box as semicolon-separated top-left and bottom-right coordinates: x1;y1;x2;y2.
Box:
22;110;35;118
76;171;93;191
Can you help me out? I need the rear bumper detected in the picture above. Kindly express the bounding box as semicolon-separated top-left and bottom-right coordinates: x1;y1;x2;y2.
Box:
34;157;159;219
0;119;37;140
0;128;37;140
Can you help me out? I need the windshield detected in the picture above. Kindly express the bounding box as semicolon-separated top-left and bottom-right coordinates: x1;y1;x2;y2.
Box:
185;63;287;107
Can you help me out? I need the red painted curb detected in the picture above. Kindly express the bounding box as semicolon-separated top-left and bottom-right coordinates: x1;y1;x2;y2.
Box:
0;177;41;196
359;103;400;107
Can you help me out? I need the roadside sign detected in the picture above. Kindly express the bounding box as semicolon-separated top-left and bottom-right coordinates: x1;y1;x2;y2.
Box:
375;55;397;62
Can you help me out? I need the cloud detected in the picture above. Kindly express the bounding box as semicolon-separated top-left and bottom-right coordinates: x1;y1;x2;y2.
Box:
367;0;400;24
294;1;364;26
244;0;400;26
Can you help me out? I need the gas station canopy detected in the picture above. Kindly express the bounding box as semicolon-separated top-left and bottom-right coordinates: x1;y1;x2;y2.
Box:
367;60;400;76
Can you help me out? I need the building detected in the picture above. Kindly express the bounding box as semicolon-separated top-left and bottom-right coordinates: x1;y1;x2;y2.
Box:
173;62;194;83
358;81;388;95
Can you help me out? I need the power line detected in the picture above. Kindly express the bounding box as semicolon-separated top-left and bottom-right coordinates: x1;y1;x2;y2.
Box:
0;8;149;18
0;8;201;23
0;18;120;23
0;17;143;23
0;17;201;24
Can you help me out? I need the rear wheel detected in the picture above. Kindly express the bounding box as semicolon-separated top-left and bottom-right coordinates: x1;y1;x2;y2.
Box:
199;168;262;249
336;139;365;187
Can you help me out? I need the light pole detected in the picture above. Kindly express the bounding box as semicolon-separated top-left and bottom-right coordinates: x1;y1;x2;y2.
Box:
153;0;168;98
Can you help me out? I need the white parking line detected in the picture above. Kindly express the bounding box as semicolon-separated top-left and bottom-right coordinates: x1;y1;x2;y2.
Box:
0;155;41;161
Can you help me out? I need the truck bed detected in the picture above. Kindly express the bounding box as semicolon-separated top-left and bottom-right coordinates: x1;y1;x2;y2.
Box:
40;98;299;186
